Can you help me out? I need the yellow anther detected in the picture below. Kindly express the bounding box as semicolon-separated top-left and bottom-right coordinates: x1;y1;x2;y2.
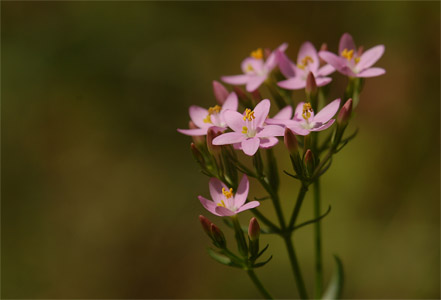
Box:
341;48;354;61
217;200;226;207
222;187;233;199
203;105;221;123
297;56;314;70
251;48;263;60
354;57;360;64
246;64;254;72
243;108;256;121
302;102;313;120
242;126;248;134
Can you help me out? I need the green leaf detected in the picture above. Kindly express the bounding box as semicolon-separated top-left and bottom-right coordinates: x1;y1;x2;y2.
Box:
207;248;233;266
322;255;344;299
253;255;273;268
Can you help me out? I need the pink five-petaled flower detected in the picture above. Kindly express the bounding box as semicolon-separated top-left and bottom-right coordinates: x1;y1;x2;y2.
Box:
267;99;341;136
212;99;285;156
319;33;385;78
198;175;259;217
277;41;335;90
177;92;238;136
221;44;288;92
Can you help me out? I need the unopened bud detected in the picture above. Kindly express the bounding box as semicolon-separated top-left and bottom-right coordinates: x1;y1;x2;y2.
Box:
284;128;299;155
357;46;364;57
319;43;328;65
306;72;317;95
248;217;260;241
199;215;213;238
207;128;222;155
264;48;271;60
212;80;229;105
191;143;204;165
189;121;205;145
337;98;353;126
250;89;261;102
210;223;226;248
304;149;315;175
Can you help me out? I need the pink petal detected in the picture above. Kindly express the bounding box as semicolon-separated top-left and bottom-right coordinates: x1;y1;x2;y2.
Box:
311;119;335;132
277;77;305;90
339;33;356;54
288;124;311;136
199;196;221;216
315;77;332;87
357;45;385;70
221;74;249;85
212;80;229;104
297;41;319;72
265;43;289;70
241;57;265;74
356;67;386;78
233;142;242;150
272;105;293;120
189;105;209;128
276;50;296;78
253;99;271;127
234;175;249;208
177;128;208;136
246;75;266;92
209;178;228;204
212;132;245;145
221;92;238;112
223;110;245;132
215;206;236;216
317;64;335;77
319;51;348;71
313;98;341;123
242;137;260;156
294;102;305;120
256;125;285;138
259;137;279;149
236;201;260;213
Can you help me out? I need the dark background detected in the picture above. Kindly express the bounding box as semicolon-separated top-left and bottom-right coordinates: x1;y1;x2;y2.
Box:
2;1;440;299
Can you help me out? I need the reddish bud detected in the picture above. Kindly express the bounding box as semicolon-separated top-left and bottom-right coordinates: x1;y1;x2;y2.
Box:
337;98;353;126
233;86;248;101
189;121;205;145
210;223;226;248
199;215;213;238
284;128;299;155
191;143;204;164
319;43;328;65
212;80;229;105
248;217;261;241
304;149;315;172
207;127;222;155
306;72;317;94
264;48;271;60
357;46;364;57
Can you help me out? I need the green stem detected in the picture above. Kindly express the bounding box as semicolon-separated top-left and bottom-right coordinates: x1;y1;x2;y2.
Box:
283;235;309;299
258;178;286;229
313;179;323;298
247;269;274;299
288;184;309;229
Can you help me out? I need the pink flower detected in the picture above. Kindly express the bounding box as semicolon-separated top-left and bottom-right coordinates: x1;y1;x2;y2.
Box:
267;99;341;136
277;42;335;90
212;99;285;156
221;44;288;92
198;175;259;216
319;33;385;78
177;92;238;136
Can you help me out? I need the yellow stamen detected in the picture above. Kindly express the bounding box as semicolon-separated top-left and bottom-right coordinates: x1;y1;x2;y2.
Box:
297;55;314;70
222;187;233;199
217;200;226;207
250;48;263;60
341;48;354;61
302;103;313;120
243;108;256;121
242;126;248;134
203;105;222;123
354;57;360;64
246;64;254;72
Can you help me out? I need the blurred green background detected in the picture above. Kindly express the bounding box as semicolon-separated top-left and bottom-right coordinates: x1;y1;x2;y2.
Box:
2;1;439;299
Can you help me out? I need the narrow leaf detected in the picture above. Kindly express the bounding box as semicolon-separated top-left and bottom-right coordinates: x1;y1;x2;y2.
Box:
322;255;344;299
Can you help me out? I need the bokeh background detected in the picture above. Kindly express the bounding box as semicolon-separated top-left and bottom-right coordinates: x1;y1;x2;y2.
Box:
2;1;440;299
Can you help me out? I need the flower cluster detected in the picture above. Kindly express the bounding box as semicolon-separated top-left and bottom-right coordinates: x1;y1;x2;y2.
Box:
177;33;385;299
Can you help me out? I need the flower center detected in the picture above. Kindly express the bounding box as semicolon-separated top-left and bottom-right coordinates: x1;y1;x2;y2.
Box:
341;48;354;61
203;105;222;123
250;48;263;60
297;56;314;70
222;187;233;199
302;103;313;120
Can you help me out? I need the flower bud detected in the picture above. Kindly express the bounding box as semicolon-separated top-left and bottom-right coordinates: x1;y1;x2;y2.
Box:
319;43;328;65
248;217;260;241
264;48;271;60
304;149;316;175
210;223;226;248
357;46;364;57
337;98;353;126
212;80;229;105
189;121;205;145
199;215;213;238
250;89;261;103
233;87;253;108
207;127;222;155
306;72;317;95
284;128;299;155
190;143;205;165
